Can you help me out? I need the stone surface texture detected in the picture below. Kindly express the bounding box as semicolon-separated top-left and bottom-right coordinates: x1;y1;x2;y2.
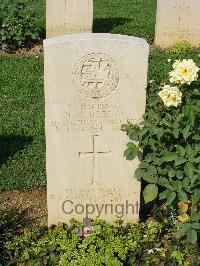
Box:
46;0;93;38
44;33;149;225
155;0;200;47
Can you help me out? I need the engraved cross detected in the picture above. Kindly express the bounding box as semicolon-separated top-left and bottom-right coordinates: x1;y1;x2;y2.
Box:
79;135;111;185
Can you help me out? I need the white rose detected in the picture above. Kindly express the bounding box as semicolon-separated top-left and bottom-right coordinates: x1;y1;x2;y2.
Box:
169;59;199;85
158;85;182;107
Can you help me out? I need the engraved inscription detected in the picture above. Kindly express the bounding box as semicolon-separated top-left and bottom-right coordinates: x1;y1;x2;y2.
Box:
65;187;139;204
48;103;136;133
173;0;190;9
73;53;119;99
163;29;194;39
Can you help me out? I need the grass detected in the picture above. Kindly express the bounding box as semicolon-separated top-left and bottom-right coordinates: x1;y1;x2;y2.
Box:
0;56;45;190
0;0;200;190
94;0;157;43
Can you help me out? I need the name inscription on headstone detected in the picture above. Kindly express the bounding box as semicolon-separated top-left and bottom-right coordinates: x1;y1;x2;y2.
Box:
48;103;136;133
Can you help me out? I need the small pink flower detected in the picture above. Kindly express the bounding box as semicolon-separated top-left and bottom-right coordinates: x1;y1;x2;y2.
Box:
77;226;94;237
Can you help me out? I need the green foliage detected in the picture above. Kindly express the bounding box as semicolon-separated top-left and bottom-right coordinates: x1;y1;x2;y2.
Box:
0;209;23;264
170;41;192;55
122;58;200;243
1;215;199;265
0;0;41;49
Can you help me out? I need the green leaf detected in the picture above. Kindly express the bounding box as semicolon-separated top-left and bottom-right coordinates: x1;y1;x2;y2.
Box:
134;168;146;179
158;177;173;190
139;162;149;169
182;177;190;189
124;142;139;160
148;165;157;175
191;175;197;185
176;223;191;238
145;153;156;163
143;184;158;203
192;222;200;230
188;108;195;126
176;170;184;179
172;128;179;138
192;134;200;141
138;128;148;138
184;163;194;177
187;229;197;243
148;138;156;150
190;204;198;214
175;157;187;167
162;152;178;162
159;190;168;200
183;125;190;141
193;156;200;163
171;180;182;192
176;145;185;156
143;175;158;184
185;145;192;156
191;213;200;221
193;88;200;95
178;191;188;201
166;191;176;205
193;191;200;202
168;169;176;178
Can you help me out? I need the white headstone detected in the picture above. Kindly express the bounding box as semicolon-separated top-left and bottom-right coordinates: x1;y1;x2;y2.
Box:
155;0;200;47
44;33;149;225
46;0;93;38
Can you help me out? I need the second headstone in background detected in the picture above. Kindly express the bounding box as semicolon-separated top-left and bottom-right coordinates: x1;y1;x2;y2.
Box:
155;0;200;48
46;0;93;38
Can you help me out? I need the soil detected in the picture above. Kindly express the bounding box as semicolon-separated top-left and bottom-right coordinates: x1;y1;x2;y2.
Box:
0;187;47;226
0;43;44;56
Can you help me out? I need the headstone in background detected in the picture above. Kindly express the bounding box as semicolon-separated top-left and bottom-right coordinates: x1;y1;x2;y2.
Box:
44;33;149;225
155;0;200;48
46;0;93;38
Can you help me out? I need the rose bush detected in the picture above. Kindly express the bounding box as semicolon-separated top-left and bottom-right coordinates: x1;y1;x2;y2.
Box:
122;59;200;243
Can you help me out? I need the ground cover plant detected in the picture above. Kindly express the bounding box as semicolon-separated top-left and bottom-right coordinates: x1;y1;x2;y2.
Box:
0;209;199;265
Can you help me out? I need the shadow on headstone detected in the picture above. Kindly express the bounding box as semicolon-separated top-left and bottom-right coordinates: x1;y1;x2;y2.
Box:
0;135;33;166
93;17;132;33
